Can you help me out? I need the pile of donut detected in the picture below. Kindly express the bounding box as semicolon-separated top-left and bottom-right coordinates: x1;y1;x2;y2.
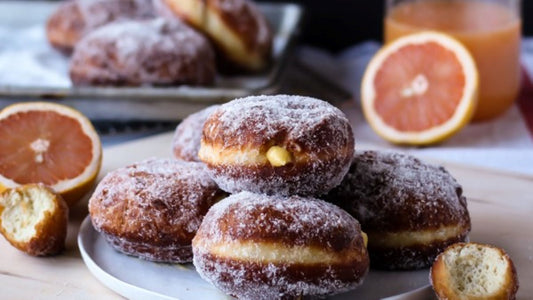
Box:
88;95;519;299
46;0;272;86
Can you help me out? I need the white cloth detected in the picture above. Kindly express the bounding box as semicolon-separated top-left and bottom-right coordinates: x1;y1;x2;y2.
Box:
0;26;70;87
297;42;533;175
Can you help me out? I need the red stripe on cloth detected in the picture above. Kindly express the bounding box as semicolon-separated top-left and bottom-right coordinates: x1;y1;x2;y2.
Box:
517;67;533;137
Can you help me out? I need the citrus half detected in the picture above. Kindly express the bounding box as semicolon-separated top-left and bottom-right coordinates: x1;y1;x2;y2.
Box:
361;31;478;145
0;102;102;207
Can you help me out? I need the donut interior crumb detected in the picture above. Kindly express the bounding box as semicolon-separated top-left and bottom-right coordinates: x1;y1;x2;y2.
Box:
0;187;54;242
443;244;509;296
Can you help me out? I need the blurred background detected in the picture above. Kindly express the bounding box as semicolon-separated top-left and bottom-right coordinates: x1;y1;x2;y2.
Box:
264;0;533;51
0;0;531;173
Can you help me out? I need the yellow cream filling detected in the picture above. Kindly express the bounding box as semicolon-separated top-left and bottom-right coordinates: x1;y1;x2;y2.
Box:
368;225;466;248
204;240;363;265
266;146;293;167
199;142;352;167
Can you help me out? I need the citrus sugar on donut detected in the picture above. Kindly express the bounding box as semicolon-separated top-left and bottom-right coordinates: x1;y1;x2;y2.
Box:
331;151;467;227
91;158;216;230
172;105;219;161
211;95;352;149
77;0;154;29
197;191;360;247
89;158;224;262
325;150;471;270
46;0;155;54
200;95;355;196
193;192;369;299
77;18;204;63
70;17;215;86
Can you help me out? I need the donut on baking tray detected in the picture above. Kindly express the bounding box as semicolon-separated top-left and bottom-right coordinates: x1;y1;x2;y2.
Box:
172;105;219;162
88;158;226;263
198;95;355;196
46;0;154;53
192;191;370;299
69;17;216;86
154;0;272;72
324;150;471;270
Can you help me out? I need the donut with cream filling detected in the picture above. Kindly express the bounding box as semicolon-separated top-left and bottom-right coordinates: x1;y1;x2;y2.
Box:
154;0;272;72
324;150;471;270
198;95;355;196
192;191;369;299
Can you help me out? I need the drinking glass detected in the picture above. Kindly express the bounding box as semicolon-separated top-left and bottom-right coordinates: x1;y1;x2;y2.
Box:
384;0;522;121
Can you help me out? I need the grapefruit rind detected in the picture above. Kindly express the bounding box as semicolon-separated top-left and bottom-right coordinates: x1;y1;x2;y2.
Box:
0;102;102;206
361;31;479;145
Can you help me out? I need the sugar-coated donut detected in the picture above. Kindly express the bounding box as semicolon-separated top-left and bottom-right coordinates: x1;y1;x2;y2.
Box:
154;0;272;72
325;150;471;270
198;95;355;196
172;105;219;162
46;0;154;53
431;242;519;300
192;191;369;299
88;158;226;263
69;18;216;86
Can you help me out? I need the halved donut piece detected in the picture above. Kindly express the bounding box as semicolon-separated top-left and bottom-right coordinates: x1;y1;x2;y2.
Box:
0;184;68;256
431;242;519;300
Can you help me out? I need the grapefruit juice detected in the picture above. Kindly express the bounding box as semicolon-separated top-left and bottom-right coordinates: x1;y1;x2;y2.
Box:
385;0;521;121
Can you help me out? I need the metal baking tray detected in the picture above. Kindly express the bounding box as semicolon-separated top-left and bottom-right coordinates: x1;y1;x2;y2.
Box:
0;1;302;120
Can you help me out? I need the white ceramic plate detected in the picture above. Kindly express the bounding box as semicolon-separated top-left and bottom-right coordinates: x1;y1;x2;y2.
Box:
78;216;434;299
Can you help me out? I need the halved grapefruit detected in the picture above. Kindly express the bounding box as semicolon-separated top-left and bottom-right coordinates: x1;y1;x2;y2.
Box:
361;31;479;145
0;102;102;207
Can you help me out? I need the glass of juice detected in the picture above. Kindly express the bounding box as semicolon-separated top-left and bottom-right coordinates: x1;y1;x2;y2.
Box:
384;0;522;122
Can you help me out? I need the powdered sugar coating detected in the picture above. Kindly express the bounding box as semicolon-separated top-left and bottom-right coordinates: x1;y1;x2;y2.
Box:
213;0;272;52
193;192;369;299
46;0;155;52
172;105;219;162
77;0;154;30
101;233;193;262
205;95;352;152
46;1;86;53
197;191;361;247
201;95;355;196
325;150;469;230
88;158;225;262
70;18;215;86
324;150;471;270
